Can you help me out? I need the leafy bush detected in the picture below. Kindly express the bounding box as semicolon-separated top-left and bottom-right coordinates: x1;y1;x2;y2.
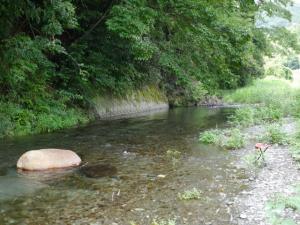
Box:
222;129;246;150
0;101;88;138
265;65;293;80
199;130;221;144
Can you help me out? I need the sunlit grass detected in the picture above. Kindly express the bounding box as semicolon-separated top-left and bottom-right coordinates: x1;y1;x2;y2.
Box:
224;77;300;116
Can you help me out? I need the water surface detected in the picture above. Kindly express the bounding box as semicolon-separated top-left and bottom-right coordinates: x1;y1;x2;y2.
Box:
0;107;247;225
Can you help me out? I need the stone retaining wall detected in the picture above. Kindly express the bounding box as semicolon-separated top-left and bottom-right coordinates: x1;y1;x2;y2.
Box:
92;87;169;119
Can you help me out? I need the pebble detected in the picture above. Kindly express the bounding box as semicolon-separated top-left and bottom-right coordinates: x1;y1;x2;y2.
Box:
239;213;247;219
157;174;166;178
133;208;144;212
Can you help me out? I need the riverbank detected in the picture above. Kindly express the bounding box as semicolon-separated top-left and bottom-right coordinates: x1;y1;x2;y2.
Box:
0;86;170;138
199;76;300;225
233;119;300;225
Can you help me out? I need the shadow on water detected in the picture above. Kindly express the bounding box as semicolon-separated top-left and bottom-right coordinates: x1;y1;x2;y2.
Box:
0;107;247;225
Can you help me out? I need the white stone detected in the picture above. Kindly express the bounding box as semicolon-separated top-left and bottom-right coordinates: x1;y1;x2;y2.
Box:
17;149;81;171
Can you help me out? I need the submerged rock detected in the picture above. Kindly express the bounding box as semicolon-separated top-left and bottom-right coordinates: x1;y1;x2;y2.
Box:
0;167;7;176
17;149;81;171
81;164;117;178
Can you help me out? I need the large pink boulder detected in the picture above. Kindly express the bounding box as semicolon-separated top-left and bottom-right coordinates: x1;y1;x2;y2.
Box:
17;149;81;171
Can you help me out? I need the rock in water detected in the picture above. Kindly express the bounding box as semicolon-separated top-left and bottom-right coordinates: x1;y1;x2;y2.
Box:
81;164;117;178
17;149;81;171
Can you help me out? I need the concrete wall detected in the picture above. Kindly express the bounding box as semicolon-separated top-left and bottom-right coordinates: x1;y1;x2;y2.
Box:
92;87;169;119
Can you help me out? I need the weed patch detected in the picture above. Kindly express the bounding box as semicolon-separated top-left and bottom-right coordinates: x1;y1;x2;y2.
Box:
199;128;245;150
199;129;221;144
222;129;246;149
260;124;290;145
151;218;177;225
178;188;202;200
266;185;300;225
0;101;89;138
243;151;266;168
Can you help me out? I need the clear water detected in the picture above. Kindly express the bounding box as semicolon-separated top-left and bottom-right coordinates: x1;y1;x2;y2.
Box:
0;107;248;225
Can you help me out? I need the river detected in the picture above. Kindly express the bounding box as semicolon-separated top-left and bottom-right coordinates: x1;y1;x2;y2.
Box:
0;107;249;225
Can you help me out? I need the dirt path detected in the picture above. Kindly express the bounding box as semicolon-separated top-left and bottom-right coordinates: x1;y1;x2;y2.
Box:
233;120;300;225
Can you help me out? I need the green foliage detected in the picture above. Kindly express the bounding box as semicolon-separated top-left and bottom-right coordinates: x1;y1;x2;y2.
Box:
166;149;182;166
229;105;283;128
199;130;221;145
0;100;88;138
243;150;267;168
0;0;298;137
222;129;246;150
229;107;256;127
178;188;202;200
265;65;293;80
283;56;300;70
199;128;245;150
289;142;300;162
224;78;298;116
266;185;300;225
260;124;289;145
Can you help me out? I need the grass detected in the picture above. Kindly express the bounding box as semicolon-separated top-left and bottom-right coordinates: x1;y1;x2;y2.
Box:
223;128;246;149
166;149;182;166
266;185;300;225
260;124;290;145
224;78;295;105
290;143;300;163
222;77;300;225
166;149;181;159
178;188;202;200
0;101;89;138
199;129;221;144
229;104;283;128
243;151;266;168
199;128;245;150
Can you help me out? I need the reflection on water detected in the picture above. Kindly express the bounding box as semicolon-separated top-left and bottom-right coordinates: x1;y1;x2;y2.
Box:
0;107;247;225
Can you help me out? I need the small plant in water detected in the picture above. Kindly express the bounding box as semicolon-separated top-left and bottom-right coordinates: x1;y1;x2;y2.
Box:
151;218;176;225
200;128;245;150
199;129;221;144
178;188;202;200
166;149;181;158
222;128;246;150
166;149;182;166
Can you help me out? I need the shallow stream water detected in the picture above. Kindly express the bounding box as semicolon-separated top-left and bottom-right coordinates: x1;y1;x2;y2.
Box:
0;107;249;225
